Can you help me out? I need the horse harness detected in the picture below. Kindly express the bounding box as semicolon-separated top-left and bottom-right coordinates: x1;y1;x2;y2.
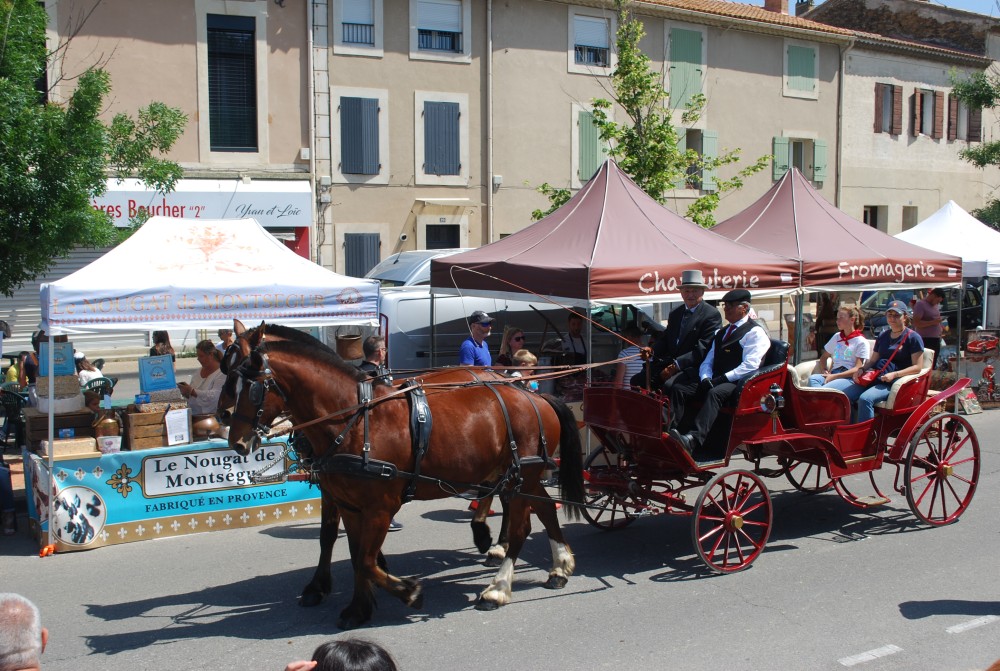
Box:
235;351;556;502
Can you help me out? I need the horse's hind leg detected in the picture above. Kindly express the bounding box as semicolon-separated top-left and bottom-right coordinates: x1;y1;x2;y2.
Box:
476;496;532;611
484;499;510;567
527;486;575;589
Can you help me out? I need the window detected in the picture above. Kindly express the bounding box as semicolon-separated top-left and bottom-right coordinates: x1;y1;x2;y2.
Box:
902;206;918;231
426;224;461;248
568;7;614;75
334;0;383;56
949;93;982;142
912;88;944;139
783;39;817;100
414;91;469;186
863;206;885;231
772;136;827;183
874;83;902;135
667;25;705;111
573;106;609;187
675;129;718;192
207;14;257;152
331;86;389;184
410;0;471;63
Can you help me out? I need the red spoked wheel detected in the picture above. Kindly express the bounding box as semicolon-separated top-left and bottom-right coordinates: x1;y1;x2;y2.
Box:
784;460;833;494
904;412;979;526
692;469;772;573
582;443;639;531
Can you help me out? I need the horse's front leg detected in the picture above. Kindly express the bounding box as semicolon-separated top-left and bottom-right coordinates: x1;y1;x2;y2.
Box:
484;499;510;567
524;483;575;589
300;490;339;607
337;508;422;630
476;494;532;611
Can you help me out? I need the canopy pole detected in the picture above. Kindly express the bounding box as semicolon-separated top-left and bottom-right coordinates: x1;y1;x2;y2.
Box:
794;293;805;366
46;332;55;550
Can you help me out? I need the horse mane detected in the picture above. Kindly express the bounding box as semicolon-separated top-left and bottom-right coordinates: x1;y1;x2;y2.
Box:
258;323;332;351
261;331;367;382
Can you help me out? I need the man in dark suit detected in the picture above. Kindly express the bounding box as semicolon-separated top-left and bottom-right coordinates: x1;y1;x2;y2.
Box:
631;269;722;394
668;288;770;459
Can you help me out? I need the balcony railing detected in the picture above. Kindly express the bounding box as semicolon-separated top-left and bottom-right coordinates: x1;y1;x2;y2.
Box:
418;29;462;52
574;44;609;67
343;22;374;45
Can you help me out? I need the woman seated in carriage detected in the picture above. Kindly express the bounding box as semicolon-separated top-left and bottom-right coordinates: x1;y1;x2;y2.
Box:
808;305;870;388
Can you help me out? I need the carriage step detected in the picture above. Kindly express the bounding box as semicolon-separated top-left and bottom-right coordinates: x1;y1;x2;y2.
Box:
854;495;890;506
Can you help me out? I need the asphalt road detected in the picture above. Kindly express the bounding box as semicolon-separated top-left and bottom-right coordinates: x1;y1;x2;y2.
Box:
3;408;999;671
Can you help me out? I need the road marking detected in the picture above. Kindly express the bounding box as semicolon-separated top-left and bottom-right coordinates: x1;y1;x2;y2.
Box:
946;615;999;634
838;644;903;666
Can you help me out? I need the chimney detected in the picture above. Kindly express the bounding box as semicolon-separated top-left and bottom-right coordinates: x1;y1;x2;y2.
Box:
795;0;814;15
764;0;789;14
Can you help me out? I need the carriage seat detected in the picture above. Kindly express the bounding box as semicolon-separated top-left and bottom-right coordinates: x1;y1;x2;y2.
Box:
874;347;934;412
728;339;790;411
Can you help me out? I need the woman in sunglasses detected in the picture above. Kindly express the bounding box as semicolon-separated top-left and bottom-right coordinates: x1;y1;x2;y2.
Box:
495;326;526;368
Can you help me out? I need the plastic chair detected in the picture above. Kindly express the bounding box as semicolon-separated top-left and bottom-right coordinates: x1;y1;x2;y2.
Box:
83;376;116;397
0;389;26;448
0;381;20;393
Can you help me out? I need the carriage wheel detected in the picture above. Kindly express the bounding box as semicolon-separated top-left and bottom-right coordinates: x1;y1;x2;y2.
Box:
692;469;772;573
783;460;833;494
904;413;980;526
582;443;638;531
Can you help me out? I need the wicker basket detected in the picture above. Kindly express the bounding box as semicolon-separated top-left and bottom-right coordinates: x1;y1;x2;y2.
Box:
335;326;364;360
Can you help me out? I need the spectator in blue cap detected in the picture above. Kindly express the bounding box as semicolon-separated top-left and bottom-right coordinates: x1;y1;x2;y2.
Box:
458;311;493;366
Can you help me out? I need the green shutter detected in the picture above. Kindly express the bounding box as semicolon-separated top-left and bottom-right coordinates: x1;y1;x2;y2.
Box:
578;110;604;182
673;130;688;190
668;28;703;110
812;139;827;182
786;45;815;93
772;136;789;180
701;130;718;192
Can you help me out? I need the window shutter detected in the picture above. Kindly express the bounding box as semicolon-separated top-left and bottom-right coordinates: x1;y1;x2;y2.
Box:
786;45;815;92
424;101;460;176
812;139;827;183
969;107;982;142
574;15;609;48
891;85;903;135
343;0;373;25
874;83;884;134
911;89;921;137
933;90;945;139
772;136;789;180
578;110;604;183
701;130;718;192
340;97;379;175
668;28;703;110
207;14;258;152
418;0;461;31
673;130;688;190
344;233;381;278
948;93;958;141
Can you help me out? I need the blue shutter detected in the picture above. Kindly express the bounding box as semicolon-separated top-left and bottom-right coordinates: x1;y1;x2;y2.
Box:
578;110;604;183
340;97;379;175
786;45;816;93
812;139;827;182
772;136;789;180
424;101;460;176
668;28;703;110
701;130;718;192
344;233;381;277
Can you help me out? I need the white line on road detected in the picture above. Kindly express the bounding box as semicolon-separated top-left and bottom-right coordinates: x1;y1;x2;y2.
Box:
838;644;903;666
946;615;999;634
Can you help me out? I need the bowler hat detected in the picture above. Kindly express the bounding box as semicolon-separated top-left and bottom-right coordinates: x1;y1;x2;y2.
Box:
679;269;708;288
721;288;752;304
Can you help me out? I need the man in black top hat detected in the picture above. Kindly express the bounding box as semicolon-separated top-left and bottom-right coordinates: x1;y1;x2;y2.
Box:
668;288;770;460
632;269;722;393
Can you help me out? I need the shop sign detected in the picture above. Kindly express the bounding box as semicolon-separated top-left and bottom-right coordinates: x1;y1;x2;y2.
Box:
93;178;312;228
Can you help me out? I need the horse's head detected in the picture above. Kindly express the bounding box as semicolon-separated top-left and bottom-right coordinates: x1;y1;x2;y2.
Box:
219;321;289;455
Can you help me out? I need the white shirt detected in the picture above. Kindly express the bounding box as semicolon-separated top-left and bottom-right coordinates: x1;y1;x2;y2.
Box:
188;368;225;415
699;316;771;382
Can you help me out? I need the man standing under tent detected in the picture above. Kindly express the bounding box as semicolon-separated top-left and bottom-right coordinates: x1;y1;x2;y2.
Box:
912;288;946;369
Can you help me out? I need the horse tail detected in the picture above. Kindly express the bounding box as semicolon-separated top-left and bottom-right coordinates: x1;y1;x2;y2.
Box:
539;393;584;520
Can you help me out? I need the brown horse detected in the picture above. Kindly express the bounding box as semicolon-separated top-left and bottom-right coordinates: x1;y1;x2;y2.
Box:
218;322;515;606
220;321;584;629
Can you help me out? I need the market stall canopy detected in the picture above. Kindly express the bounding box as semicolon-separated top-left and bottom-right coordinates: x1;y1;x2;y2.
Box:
40;217;379;334
895;200;999;277
430;159;799;306
712;168;963;291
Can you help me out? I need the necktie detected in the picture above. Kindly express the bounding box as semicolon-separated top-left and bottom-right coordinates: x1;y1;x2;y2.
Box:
723;323;736;341
677;309;693;345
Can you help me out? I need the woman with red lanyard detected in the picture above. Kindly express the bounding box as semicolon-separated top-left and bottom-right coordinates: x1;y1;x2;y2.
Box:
808;306;870;387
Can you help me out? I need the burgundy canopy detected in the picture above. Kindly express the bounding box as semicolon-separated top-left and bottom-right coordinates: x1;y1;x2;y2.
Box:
430;160;799;305
712;168;962;291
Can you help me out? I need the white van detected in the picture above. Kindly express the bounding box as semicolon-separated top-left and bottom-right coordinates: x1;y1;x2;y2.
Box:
365;248;471;287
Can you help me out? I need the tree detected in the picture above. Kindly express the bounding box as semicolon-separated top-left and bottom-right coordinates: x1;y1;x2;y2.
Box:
533;0;769;226
951;71;1000;231
0;0;186;296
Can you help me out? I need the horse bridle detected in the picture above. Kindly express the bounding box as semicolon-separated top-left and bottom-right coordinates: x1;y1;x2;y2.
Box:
226;345;289;444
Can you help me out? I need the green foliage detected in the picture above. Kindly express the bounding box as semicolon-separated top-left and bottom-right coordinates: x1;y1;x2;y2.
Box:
533;0;768;226
951;70;1000;234
971;200;1000;231
0;0;186;296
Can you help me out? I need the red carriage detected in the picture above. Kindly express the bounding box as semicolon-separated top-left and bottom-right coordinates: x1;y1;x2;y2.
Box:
581;338;980;573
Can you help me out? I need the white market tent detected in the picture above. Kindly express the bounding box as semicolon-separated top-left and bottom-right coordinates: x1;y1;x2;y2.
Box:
895;201;1000;278
40;217;379;333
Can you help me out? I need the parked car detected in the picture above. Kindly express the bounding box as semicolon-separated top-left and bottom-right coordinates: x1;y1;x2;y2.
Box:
364;248;471;287
861;285;983;336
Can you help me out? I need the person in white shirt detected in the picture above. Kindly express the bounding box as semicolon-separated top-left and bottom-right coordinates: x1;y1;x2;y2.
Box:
178;340;225;415
74;352;103;386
